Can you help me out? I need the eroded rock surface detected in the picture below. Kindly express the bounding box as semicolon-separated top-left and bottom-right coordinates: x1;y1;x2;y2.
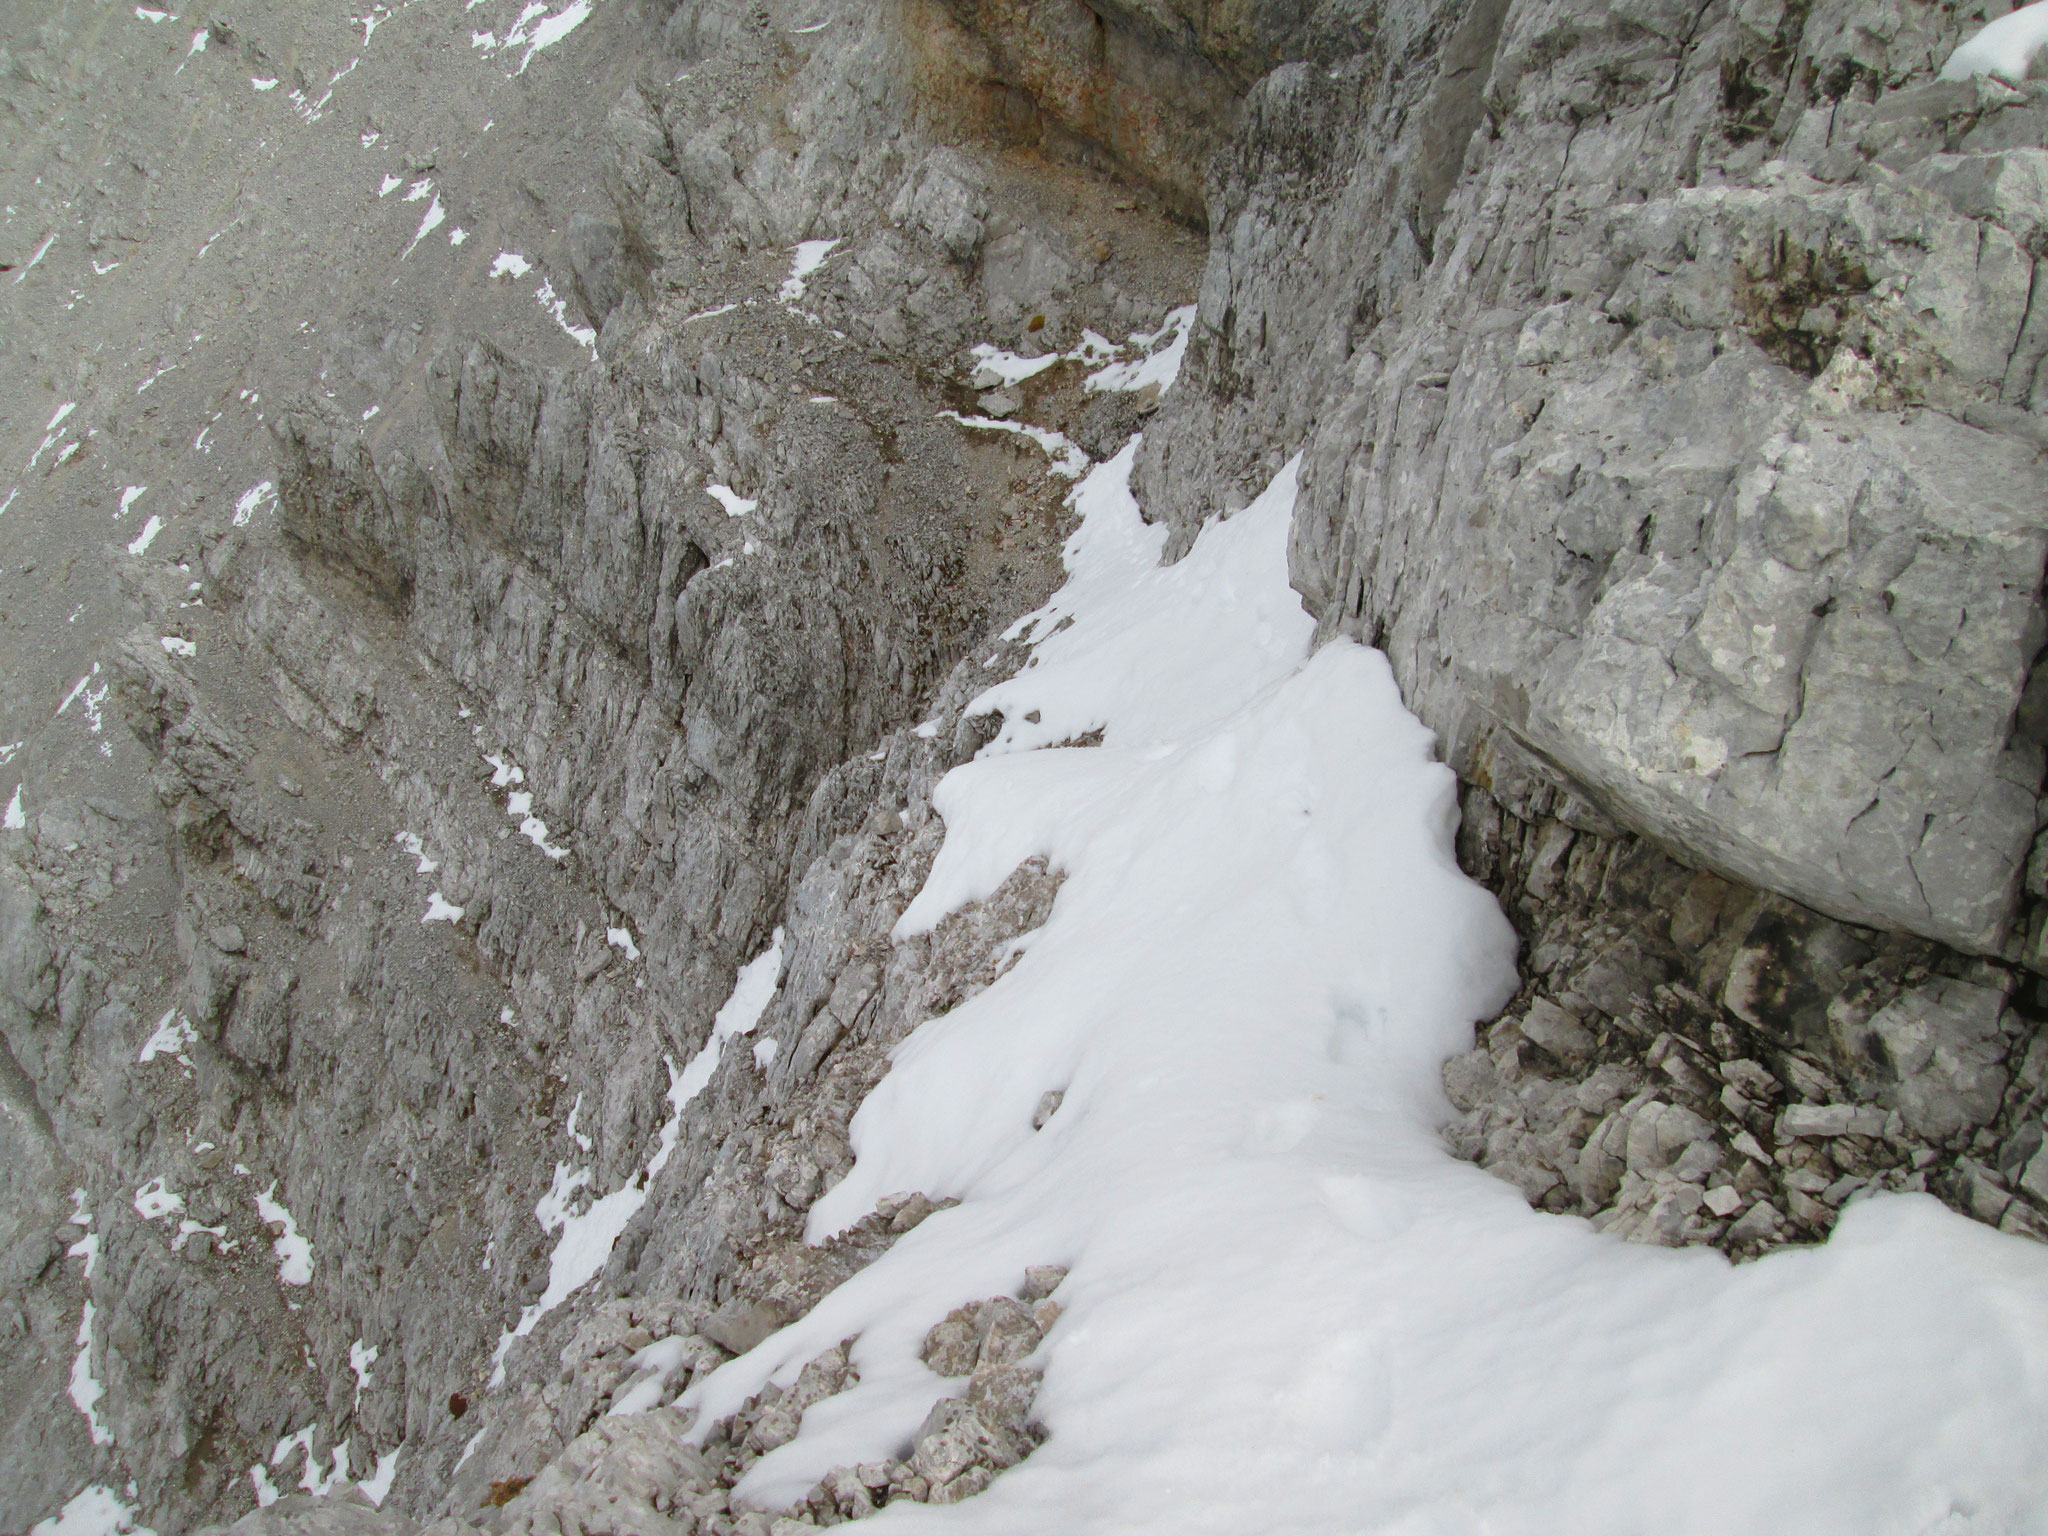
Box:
5;0;2046;1530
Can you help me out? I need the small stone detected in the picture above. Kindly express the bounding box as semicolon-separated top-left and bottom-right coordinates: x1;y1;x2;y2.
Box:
973;1297;1042;1368
1720;1058;1780;1098
1670;1138;1726;1184
976;392;1019;419
1779;1103;1887;1139
922;1308;981;1377
2020;1142;2048;1204
1999;1200;2048;1241
889;1193;936;1232
1031;1090;1063;1130
1441;1050;1498;1111
1019;1264;1066;1303
1657;1049;1717;1099
1778;1056;1839;1102
1725;1198;1783;1245
208;923;247;953
926;1466;995;1504
702;1298;786;1356
1623;1100;1714;1177
748;1404;801;1453
1521;998;1595;1067
1785;1186;1831;1226
1702;1184;1743;1217
968;365;1004;390
277;773;303;796
1574;1064;1638;1114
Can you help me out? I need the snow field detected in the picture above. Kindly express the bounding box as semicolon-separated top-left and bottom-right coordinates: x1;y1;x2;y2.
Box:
668;442;2048;1534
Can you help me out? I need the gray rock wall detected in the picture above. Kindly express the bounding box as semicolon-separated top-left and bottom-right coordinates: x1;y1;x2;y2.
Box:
1144;0;2048;961
8;0;2048;1532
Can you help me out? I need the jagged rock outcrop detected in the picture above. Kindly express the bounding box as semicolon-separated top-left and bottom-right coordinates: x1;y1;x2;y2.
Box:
7;0;2048;1530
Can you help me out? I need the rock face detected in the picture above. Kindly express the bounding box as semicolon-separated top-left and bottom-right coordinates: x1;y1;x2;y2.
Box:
3;0;2046;1531
1144;0;2048;961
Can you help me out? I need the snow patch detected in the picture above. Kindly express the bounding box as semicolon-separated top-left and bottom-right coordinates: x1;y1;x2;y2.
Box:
705;483;757;516
357;1447;402;1506
254;1183;314;1285
779;238;840;303
232;481;276;526
534;278;597;350
350;1340;378;1407
13;233;56;283
394;830;439;874
272;1426;349;1496
939;411;1090;478
3;786;22;831
126;515;165;554
491;931;785;1386
133;1178;185;1220
159;636;196;658
422;892;465;923
29;1488;155;1536
1084;304;1196;396
402;195;446;258
139;1008;198;1064
1941;0;2048;81
671;929;785;1110
69;1301;111;1446
247;1467;281;1508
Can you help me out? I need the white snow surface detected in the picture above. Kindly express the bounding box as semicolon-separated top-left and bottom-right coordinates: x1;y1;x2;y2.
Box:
487;938;784;1386
69;1300;112;1446
964;307;1194;397
779;238;840;302
29;1487;156;1536
1084;304;1196;396
357;1447;402;1506
671;928;785;1108
705;482;758;516
138;1008;198;1064
422;892;465;923
126;515;166;555
938;412;1089;478
677;440;2048;1533
1941;0;2048;80
254;1183;314;1285
133;1178;185;1220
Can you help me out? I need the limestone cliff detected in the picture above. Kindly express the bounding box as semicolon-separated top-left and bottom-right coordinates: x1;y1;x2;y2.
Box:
1;0;2044;1531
